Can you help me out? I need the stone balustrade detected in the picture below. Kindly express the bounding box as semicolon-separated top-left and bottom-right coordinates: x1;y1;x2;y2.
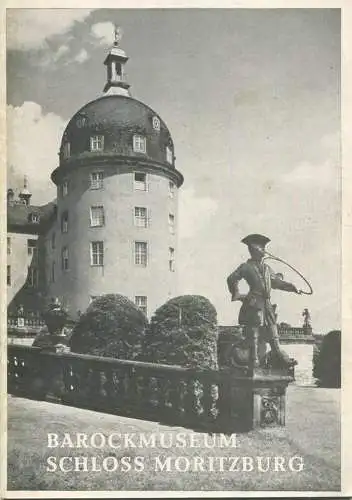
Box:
8;345;293;431
7;316;46;330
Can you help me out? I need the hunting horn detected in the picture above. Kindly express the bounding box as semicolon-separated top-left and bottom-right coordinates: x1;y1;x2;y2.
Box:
263;250;313;296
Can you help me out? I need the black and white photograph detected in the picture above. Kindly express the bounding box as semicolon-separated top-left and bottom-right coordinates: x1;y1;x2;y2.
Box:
2;4;347;496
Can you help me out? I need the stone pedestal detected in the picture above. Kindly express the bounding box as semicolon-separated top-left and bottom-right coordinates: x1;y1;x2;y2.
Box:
251;368;291;427
218;366;293;431
218;328;293;429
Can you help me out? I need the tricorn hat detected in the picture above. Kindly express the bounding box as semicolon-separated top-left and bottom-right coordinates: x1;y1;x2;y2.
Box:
241;233;271;247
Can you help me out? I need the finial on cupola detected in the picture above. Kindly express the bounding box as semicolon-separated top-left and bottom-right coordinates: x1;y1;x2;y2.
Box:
103;24;131;96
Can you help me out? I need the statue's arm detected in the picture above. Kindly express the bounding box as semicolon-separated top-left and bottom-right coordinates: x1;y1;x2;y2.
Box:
269;267;298;293
227;264;246;301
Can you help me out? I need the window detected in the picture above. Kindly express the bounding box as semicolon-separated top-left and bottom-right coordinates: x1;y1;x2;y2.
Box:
168;213;175;234
7;265;11;286
27;239;38;263
168;181;175;198
90;135;104;152
135;296;147;315
134;207;148;228
90;241;104;266
90;171;104;190
166;146;173;164
62;247;69;271
51;232;56;250
152;116;160;131
61;212;68;233
62;180;69;197
27;267;39;288
90;206;105;227
63;142;70;159
169;247;175;272
133;135;146;153
134;172;147;191
135;241;148;267
51;262;55;283
7;237;11;255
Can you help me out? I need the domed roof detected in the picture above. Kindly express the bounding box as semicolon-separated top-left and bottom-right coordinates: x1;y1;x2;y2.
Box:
59;95;175;168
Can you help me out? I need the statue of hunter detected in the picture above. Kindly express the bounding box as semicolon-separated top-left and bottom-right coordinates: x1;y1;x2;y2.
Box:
227;234;299;368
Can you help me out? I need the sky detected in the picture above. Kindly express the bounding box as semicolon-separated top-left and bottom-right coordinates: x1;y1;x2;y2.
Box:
6;8;341;332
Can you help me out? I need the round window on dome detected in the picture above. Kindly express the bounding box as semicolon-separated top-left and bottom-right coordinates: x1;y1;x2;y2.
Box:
152;116;160;131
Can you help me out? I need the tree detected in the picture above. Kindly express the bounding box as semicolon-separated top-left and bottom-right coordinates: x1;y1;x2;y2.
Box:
141;295;218;369
313;330;341;388
69;294;148;359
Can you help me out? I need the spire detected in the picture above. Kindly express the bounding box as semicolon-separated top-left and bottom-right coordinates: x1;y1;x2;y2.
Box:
19;175;32;206
103;25;131;96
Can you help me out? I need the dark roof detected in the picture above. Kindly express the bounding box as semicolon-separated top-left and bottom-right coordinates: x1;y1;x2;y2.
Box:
7;200;57;234
56;94;179;173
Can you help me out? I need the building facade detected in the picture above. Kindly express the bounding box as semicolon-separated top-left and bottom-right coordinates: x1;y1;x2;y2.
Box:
7;34;183;319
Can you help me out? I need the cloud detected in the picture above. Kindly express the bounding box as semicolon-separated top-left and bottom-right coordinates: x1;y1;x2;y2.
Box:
7;102;67;204
38;44;90;68
91;22;115;46
281;131;340;189
7;9;93;51
38;44;70;67
282;160;339;188
179;187;218;239
74;48;89;64
55;44;70;60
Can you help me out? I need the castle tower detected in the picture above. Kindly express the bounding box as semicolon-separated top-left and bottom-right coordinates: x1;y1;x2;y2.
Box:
47;28;184;318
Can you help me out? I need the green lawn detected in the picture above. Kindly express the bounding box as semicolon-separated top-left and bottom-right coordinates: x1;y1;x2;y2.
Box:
7;385;340;492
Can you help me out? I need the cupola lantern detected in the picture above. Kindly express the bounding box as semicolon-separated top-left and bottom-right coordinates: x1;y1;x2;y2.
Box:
103;25;131;96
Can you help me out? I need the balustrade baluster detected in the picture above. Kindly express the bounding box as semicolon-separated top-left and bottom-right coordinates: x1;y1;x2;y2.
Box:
184;377;201;425
112;368;127;409
102;368;115;401
168;379;183;421
155;375;169;417
200;381;218;424
148;376;159;408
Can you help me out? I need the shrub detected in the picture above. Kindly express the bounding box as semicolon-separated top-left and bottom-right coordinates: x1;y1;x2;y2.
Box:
69;294;148;359
141;295;218;369
313;330;341;388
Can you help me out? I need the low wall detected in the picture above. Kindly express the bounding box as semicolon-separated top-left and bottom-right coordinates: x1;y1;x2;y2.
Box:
8;345;293;431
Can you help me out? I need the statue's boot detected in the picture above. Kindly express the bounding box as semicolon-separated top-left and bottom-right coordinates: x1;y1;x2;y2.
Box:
269;337;297;367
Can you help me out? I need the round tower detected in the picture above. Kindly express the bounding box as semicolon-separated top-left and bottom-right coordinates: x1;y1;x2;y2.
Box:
47;29;184;318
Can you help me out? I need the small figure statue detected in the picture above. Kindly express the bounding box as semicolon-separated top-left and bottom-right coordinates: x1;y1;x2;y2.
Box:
17;304;24;317
227;234;299;368
302;308;312;330
113;24;123;46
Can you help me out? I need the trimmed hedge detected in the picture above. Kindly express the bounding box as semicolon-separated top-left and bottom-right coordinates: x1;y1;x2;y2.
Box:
313;330;341;388
141;295;218;369
69;294;148;359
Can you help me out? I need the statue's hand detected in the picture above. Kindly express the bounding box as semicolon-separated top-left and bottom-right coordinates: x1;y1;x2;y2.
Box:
232;293;246;302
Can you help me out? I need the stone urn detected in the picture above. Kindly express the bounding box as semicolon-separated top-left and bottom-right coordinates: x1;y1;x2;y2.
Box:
43;300;68;334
